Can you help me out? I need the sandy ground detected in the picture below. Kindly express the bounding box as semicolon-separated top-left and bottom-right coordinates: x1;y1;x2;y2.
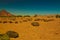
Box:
0;15;60;40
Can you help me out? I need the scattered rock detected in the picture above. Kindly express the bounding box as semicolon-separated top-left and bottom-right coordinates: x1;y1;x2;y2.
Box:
6;31;19;38
31;22;40;26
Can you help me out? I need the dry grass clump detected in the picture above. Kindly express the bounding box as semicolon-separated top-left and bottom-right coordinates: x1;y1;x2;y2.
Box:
47;16;54;18
10;19;16;21
0;31;19;40
24;15;30;17
26;18;32;21
16;15;22;17
9;21;13;23
56;15;60;18
20;21;22;23
0;34;10;40
34;14;38;17
15;21;18;24
34;18;41;21
31;22;40;26
0;21;2;23
23;20;28;22
3;21;7;23
43;19;54;22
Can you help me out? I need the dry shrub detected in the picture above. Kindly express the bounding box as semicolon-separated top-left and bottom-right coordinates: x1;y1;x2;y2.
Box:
31;22;40;26
24;15;30;17
15;21;18;24
27;18;32;21
17;15;22;17
0;34;10;40
23;20;28;22
56;15;60;18
6;31;19;38
34;14;38;17
47;16;54;18
34;18;41;21
9;21;13;23
43;19;49;22
3;21;7;23
20;21;22;23
0;21;2;23
43;19;54;22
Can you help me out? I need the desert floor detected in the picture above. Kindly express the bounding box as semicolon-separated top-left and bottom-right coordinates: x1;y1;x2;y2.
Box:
0;15;60;40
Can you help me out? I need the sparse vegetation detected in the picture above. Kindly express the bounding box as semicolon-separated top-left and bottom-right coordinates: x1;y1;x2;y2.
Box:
0;31;19;40
23;20;28;22
9;21;13;23
6;31;19;38
43;19;54;22
56;15;60;18
34;18;41;21
15;21;18;24
31;22;40;26
0;34;10;40
20;21;22;23
24;15;30;17
27;18;32;21
0;21;2;23
34;14;38;17
16;15;22;17
47;16;54;18
3;21;7;23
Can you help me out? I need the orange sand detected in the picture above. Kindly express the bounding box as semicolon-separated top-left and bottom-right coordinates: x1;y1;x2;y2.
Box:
0;15;60;40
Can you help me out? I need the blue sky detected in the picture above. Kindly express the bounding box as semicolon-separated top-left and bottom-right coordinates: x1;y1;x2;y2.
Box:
0;0;60;15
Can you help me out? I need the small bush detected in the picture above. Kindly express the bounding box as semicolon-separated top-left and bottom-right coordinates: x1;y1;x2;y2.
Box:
0;21;2;23
15;21;18;24
56;15;60;18
24;15;30;17
34;19;41;21
43;19;54;22
34;14;38;17
9;21;13;23
3;21;7;23
27;18;32;21
0;34;10;40
31;22;40;26
20;21;22;23
6;31;19;38
43;19;49;22
17;15;22;17
23;20;28;22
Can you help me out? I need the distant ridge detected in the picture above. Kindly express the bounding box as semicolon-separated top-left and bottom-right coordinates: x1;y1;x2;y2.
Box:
0;10;14;16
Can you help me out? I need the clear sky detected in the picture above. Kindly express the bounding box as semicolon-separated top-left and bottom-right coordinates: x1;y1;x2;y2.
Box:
0;0;60;15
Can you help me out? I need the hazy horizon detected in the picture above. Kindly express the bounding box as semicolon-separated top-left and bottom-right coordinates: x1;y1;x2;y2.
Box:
0;0;60;15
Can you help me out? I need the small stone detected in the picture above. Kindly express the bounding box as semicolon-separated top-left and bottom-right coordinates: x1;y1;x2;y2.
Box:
6;31;19;38
31;22;40;26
